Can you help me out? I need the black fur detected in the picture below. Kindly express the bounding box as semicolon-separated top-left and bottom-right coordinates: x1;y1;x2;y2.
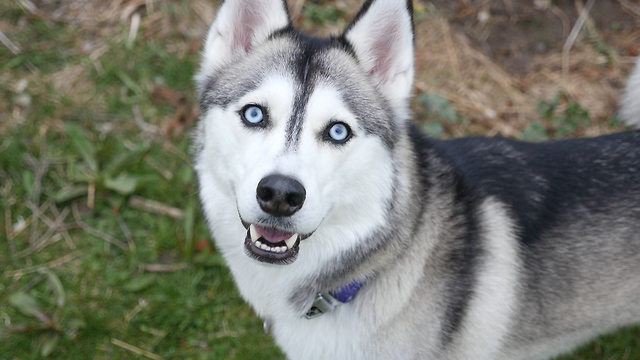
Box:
430;130;640;246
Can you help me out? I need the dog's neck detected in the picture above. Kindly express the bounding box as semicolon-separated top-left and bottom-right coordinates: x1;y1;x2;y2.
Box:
304;280;365;319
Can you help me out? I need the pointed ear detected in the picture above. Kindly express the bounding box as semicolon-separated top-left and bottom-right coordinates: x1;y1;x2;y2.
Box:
196;0;291;87
343;0;415;117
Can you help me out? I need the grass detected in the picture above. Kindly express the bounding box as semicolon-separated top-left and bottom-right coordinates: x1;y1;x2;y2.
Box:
1;1;283;358
0;0;638;359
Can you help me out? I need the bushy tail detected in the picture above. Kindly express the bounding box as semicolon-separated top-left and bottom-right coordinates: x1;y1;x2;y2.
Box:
620;56;640;128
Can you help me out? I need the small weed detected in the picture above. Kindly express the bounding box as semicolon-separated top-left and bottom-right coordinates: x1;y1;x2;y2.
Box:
537;93;591;138
50;123;150;205
585;25;616;65
420;93;458;122
417;92;467;138
520;120;549;142
303;2;347;27
413;2;438;22
610;21;622;31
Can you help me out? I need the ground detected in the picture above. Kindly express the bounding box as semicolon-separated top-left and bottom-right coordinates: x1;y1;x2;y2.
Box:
1;0;639;359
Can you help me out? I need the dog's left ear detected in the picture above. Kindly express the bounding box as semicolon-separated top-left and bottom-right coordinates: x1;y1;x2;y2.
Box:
343;0;415;118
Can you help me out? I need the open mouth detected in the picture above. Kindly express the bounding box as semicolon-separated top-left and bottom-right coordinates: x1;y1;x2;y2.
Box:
244;224;301;265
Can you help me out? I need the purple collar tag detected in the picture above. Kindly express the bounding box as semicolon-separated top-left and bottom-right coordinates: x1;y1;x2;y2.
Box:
304;280;365;319
329;280;364;303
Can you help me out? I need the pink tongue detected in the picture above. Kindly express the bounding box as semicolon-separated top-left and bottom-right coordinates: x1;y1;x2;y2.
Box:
253;224;295;244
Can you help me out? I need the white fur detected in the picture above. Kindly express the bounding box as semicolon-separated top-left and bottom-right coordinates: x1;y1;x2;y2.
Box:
267;201;523;360
620;56;640;127
445;198;521;360
195;77;395;319
270;196;439;360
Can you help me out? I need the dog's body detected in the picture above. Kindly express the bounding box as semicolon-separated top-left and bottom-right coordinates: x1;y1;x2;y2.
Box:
193;1;640;359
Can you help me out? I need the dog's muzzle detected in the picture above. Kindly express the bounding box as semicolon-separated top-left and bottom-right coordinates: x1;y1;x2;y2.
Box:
243;174;310;265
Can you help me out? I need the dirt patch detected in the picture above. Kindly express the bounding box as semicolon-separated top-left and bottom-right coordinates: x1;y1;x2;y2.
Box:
412;0;640;136
431;0;640;74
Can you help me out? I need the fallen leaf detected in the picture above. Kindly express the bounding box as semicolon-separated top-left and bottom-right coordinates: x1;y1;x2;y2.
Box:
627;44;640;57
42;270;66;308
151;84;186;107
65;123;98;173
40;332;60;357
8;292;50;324
104;173;138;195
164;105;199;137
195;238;212;253
122;275;156;293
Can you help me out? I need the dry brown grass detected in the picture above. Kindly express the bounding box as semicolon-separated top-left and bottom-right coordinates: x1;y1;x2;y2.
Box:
413;2;639;138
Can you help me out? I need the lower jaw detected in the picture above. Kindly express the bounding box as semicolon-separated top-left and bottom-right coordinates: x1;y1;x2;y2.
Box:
243;231;300;265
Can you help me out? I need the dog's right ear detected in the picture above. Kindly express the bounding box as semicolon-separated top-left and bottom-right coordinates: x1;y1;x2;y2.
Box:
196;0;291;86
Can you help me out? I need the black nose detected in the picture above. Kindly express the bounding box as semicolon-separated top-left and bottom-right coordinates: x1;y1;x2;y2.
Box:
256;175;306;217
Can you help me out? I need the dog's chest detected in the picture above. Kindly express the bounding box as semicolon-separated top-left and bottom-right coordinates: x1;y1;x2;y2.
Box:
271;309;375;360
269;302;424;360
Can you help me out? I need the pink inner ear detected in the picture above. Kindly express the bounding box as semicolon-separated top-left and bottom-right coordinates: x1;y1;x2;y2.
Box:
232;5;263;54
368;22;401;82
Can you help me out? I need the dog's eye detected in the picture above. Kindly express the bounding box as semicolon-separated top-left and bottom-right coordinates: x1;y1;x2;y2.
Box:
325;122;352;144
240;105;266;126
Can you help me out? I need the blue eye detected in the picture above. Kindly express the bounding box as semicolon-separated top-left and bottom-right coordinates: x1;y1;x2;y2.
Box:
244;106;263;123
326;122;351;144
241;105;266;126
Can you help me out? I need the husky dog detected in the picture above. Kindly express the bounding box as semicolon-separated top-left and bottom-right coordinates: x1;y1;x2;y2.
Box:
193;0;640;359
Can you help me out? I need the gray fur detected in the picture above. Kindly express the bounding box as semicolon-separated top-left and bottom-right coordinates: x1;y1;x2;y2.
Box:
198;39;295;112
194;1;640;359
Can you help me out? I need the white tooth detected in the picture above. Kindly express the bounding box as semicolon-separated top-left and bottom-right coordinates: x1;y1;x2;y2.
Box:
260;243;269;251
255;240;262;247
249;224;260;242
279;246;287;253
285;234;299;249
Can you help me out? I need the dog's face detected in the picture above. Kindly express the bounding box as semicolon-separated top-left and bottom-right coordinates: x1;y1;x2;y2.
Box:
194;0;415;267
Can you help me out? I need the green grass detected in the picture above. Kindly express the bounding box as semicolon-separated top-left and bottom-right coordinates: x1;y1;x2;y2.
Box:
0;1;283;358
0;1;638;359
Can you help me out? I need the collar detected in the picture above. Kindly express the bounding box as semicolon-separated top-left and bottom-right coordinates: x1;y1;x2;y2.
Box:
304;280;364;319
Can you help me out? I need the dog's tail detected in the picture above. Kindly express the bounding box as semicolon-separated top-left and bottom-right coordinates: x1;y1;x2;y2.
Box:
620;56;640;128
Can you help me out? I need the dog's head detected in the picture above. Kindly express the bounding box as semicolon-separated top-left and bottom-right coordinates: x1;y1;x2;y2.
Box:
194;0;415;266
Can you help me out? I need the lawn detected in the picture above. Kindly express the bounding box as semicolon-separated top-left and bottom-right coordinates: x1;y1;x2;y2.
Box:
1;0;638;359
